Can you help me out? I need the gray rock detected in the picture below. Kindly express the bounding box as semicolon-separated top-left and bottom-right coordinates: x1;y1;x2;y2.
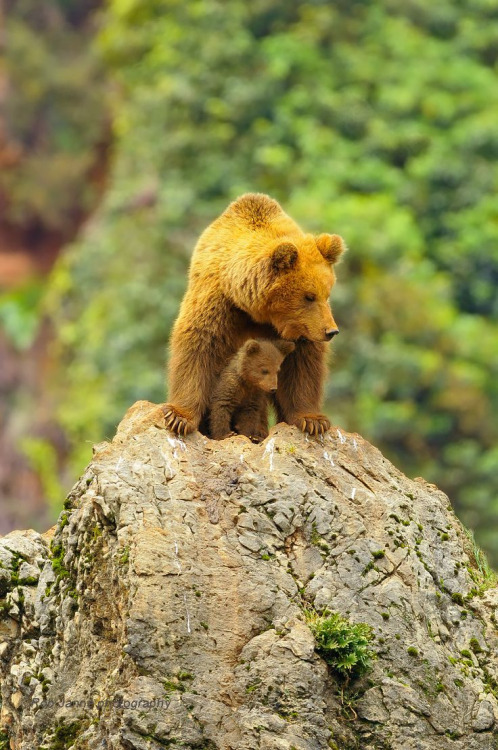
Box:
0;400;496;750
472;700;495;732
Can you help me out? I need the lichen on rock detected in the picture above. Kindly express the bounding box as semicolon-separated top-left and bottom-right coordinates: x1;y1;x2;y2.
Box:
0;400;496;749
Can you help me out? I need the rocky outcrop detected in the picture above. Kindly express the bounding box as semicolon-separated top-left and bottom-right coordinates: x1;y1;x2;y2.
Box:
0;401;497;750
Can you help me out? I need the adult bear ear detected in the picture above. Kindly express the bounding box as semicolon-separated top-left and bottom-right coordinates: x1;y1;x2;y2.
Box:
270;242;298;272
274;340;295;357
316;233;347;265
245;339;261;355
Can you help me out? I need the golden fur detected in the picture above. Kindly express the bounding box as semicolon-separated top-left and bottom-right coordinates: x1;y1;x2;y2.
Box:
163;193;346;436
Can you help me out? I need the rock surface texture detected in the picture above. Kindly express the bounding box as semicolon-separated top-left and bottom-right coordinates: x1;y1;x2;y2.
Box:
0;401;497;750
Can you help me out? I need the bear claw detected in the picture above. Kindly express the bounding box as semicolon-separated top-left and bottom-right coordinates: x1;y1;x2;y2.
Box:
162;405;197;436
293;414;331;436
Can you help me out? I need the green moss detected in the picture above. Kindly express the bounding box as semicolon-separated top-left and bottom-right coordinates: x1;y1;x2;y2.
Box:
445;730;460;740
50;543;70;582
482;668;498;699
118;546;130;565
451;592;464;606
440;533;449;541
310;523;321;546
59;512;70;531
164;679;185;694
276;708;298;721
407;647;419;657
200;621;209;630
7;552;28;587
0;730;9;750
460;649;472;659
372;550;385;559
381;612;390;620
361;560;376;576
46;720;85;750
469;638;483;654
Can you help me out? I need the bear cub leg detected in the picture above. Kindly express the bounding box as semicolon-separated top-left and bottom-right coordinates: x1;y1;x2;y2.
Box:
234;395;269;443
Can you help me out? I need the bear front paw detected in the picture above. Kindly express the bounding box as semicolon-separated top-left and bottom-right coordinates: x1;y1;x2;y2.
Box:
162;404;198;436
292;413;331;436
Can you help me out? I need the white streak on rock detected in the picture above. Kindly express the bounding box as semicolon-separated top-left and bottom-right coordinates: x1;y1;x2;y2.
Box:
323;450;335;467
263;438;276;471
183;592;191;634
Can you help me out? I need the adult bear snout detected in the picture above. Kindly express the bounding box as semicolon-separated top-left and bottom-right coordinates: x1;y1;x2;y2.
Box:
325;328;339;341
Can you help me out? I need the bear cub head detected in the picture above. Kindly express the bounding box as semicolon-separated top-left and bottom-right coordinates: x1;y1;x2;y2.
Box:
239;339;295;393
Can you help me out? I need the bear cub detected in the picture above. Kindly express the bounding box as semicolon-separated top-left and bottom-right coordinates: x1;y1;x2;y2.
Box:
209;339;295;442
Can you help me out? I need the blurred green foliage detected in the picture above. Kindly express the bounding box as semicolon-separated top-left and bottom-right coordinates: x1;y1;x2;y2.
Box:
19;437;65;514
34;0;498;564
0;280;44;350
1;0;107;232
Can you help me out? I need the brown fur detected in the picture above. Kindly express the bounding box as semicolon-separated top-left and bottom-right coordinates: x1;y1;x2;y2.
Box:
209;339;295;442
163;193;346;437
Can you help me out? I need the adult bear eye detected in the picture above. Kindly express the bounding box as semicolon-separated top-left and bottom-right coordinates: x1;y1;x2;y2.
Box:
261;369;269;375
305;293;316;302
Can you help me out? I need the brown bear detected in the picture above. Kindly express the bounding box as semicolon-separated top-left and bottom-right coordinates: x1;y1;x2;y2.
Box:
163;193;346;437
209;339;295;442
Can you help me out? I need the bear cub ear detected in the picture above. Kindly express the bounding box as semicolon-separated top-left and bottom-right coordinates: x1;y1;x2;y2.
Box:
316;233;347;265
270;242;298;272
274;340;296;357
245;339;261;356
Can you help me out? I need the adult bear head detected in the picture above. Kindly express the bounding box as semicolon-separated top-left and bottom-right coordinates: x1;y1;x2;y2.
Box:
259;232;346;343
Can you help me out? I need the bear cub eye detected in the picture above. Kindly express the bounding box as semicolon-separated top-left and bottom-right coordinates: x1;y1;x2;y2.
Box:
261;369;269;375
305;293;316;302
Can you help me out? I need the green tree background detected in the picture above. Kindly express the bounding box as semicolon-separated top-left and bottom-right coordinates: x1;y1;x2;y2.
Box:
2;0;497;563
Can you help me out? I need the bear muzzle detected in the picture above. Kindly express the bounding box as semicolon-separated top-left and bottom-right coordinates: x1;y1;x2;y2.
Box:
325;327;340;341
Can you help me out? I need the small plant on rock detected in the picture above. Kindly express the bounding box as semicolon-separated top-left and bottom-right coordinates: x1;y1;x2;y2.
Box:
305;608;375;680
